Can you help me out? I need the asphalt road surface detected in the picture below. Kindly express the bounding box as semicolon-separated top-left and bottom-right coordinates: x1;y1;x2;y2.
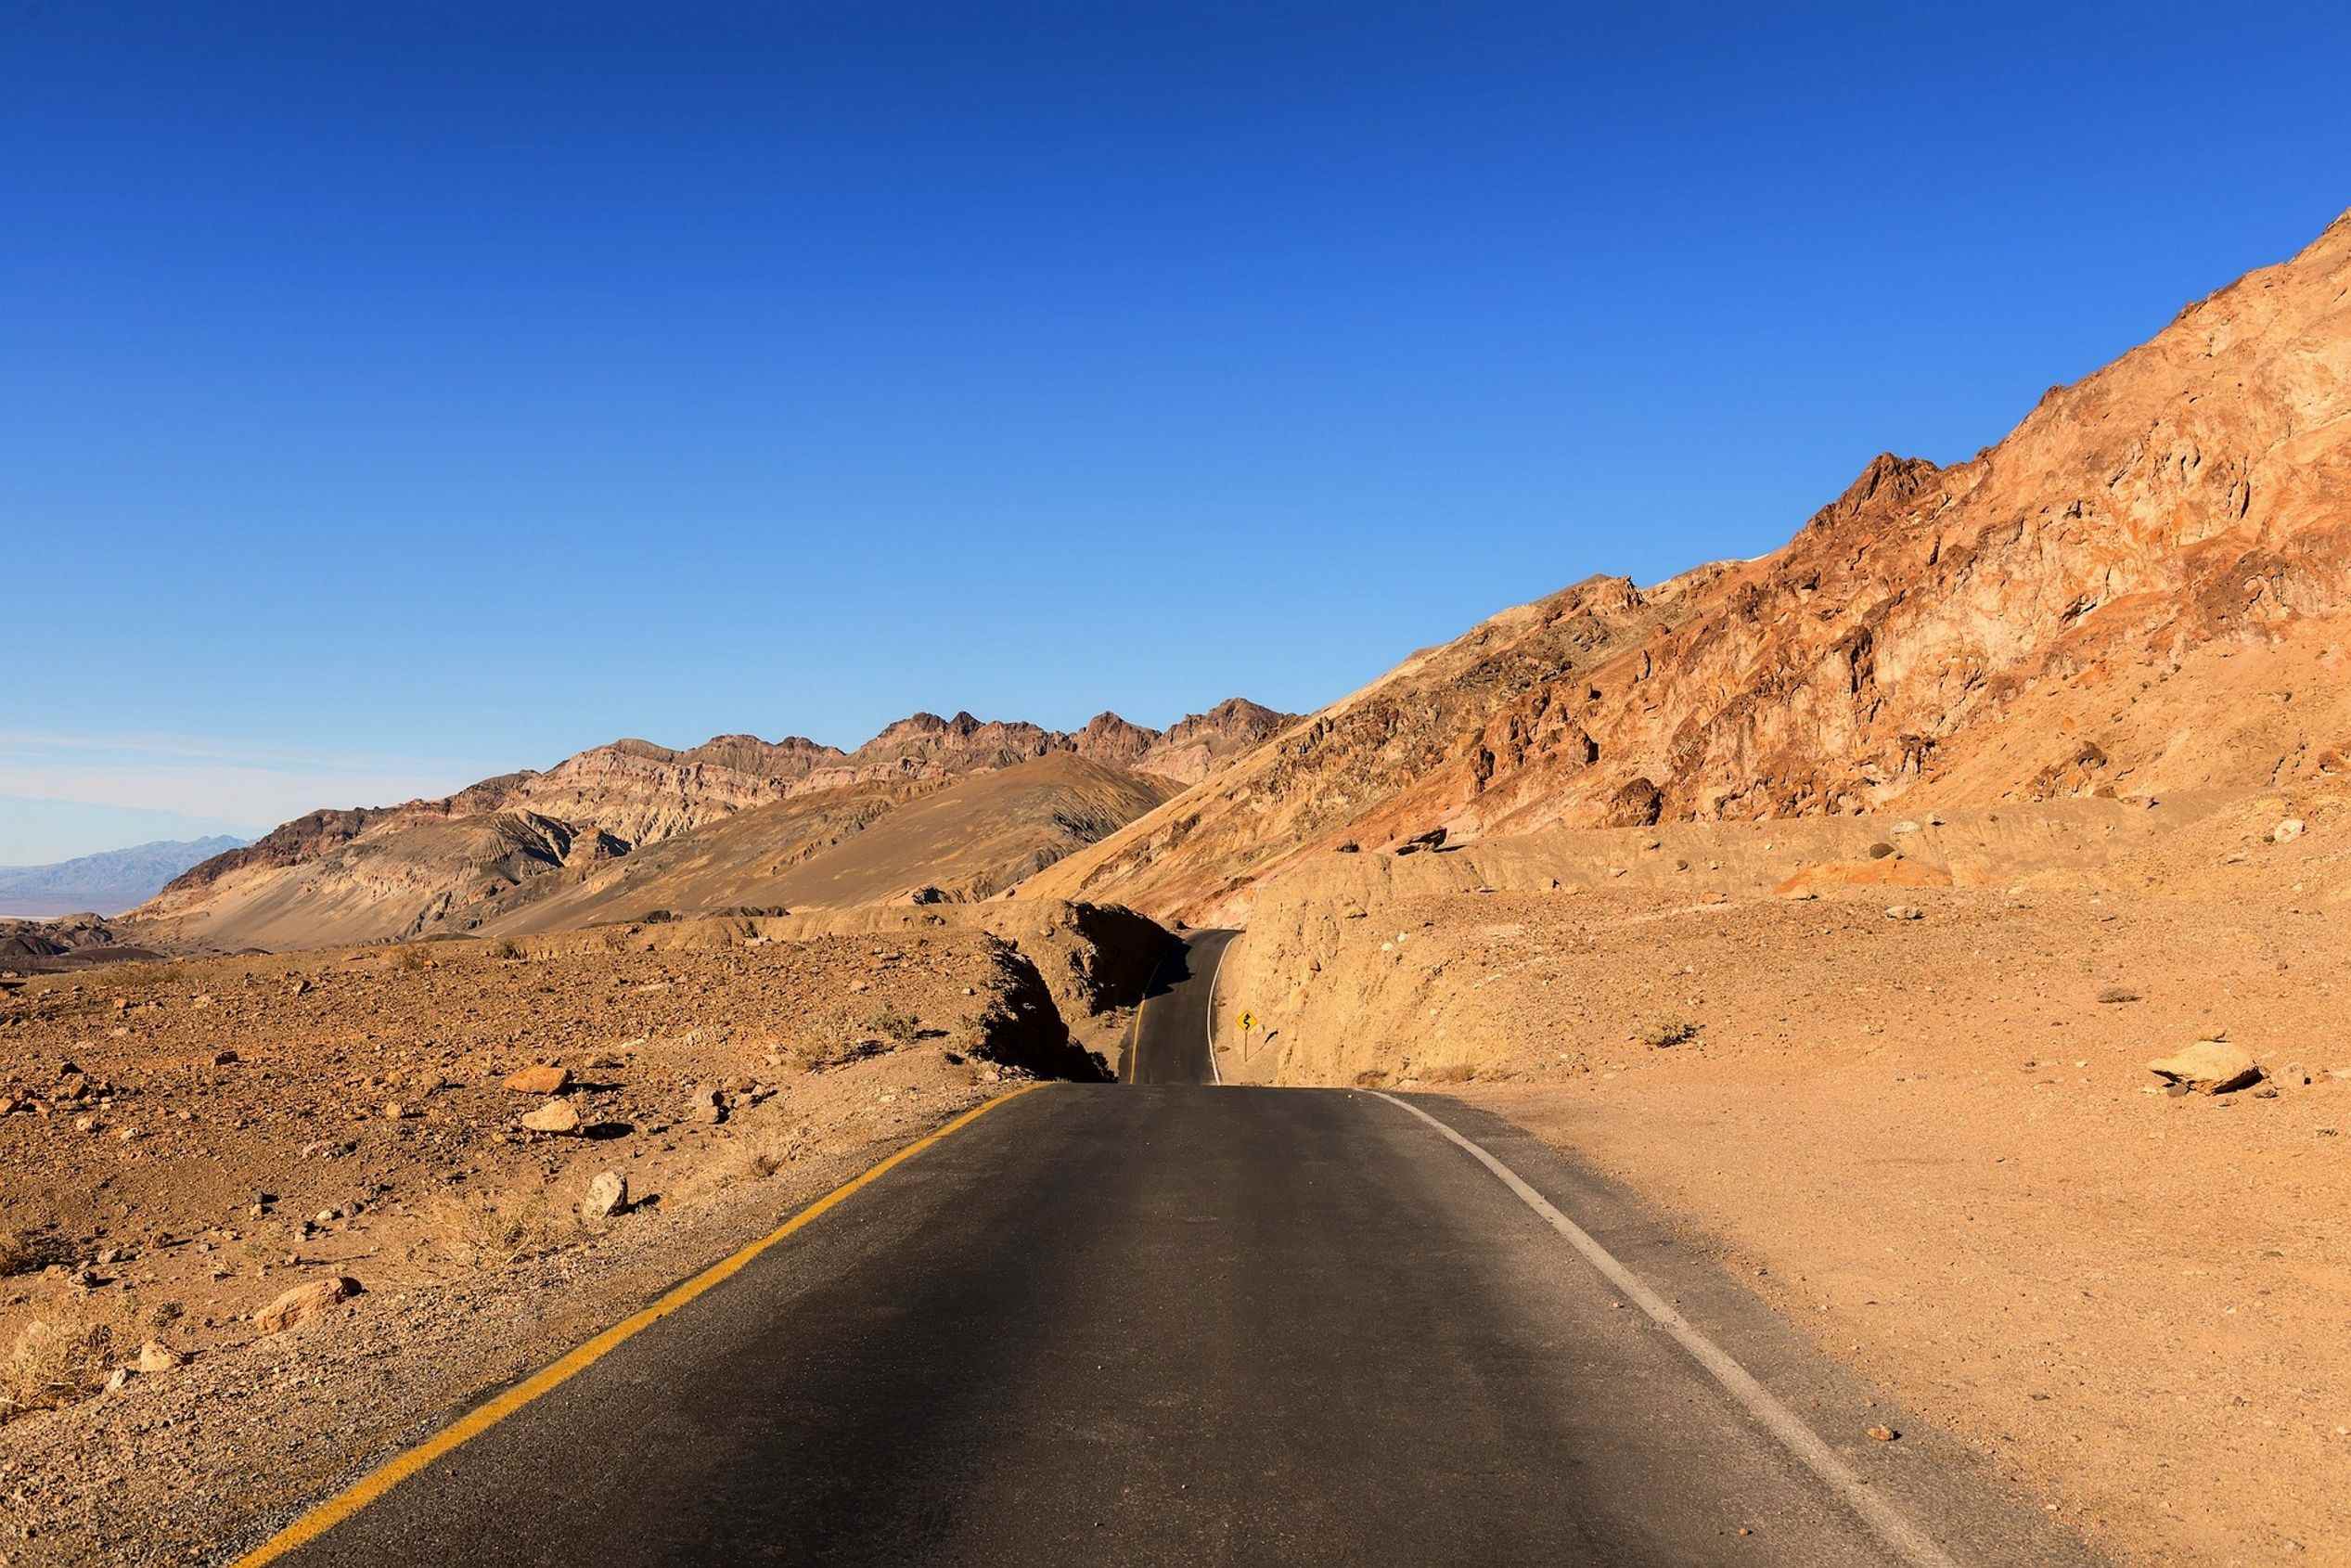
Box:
1123;926;1237;1084
250;935;2092;1566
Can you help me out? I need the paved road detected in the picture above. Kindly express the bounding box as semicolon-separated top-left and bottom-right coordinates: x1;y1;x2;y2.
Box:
250;1077;2092;1565
1123;927;1237;1084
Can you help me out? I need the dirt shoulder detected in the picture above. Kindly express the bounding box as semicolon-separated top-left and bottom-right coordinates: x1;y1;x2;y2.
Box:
1214;799;2351;1563
0;923;1092;1564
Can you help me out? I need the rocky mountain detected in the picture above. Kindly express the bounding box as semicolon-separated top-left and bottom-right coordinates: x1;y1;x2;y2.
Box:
136;700;1288;950
0;836;247;918
1022;210;2351;922
473;754;1179;935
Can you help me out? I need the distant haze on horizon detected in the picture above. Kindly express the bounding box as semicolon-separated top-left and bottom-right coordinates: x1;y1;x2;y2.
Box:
6;1;2349;863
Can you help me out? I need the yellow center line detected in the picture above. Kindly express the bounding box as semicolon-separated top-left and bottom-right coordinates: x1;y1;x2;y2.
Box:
229;1081;1047;1567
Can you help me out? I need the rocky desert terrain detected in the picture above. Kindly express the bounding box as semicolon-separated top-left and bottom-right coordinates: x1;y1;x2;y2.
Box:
6;209;2349;1566
0;903;1162;1563
1199;781;2351;1563
1028;211;2351;928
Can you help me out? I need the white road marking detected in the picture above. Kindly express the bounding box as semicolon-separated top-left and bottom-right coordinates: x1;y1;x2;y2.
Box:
1201;933;1232;1086
1367;1091;1963;1568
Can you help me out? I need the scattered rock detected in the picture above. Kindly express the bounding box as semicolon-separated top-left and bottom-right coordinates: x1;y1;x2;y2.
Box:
255;1276;360;1335
2274;818;2306;843
501;1064;570;1095
520;1099;582;1135
683;1085;726;1125
1867;1425;1898;1443
135;1341;187;1373
1891;821;1921;834
1884;905;1924;920
1333;841;1360;854
581;1171;629;1220
2096;986;2142;1004
1867;842;1896;860
1393;827;1446;856
2148;1041;2264;1096
211;1049;239;1066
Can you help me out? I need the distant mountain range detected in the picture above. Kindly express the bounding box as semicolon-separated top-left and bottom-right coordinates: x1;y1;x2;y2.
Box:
132;701;1293;950
0;836;249;918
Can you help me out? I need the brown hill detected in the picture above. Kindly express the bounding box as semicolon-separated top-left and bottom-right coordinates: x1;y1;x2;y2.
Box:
474;755;1176;934
137;700;1285;951
1021;210;2351;922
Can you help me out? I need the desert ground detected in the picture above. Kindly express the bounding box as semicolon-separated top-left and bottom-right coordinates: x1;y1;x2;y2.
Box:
0;906;1149;1564
1210;785;2351;1564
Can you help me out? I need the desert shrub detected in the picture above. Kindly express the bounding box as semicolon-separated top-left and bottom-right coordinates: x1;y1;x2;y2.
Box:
863;1009;921;1045
1638;1015;1700;1047
3;1317;117;1420
1424;1062;1478;1084
490;938;524;961
1353;1069;1391;1087
429;1191;568;1269
391;944;430;972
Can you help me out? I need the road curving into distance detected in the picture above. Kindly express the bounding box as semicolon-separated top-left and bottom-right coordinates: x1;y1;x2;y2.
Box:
236;931;2094;1567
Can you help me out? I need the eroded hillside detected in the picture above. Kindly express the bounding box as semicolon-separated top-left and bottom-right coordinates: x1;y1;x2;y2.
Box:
1022;211;2351;924
133;700;1286;952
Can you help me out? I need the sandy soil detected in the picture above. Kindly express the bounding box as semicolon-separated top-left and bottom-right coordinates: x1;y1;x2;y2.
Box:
1213;791;2351;1564
0;923;1097;1564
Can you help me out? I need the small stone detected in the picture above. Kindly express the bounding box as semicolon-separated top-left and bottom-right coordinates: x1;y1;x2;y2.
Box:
1884;905;1924;920
135;1342;186;1373
255;1276;359;1334
2148;1041;2263;1096
2096;985;2141;1004
382;1101;410;1120
212;1049;239;1066
1867;1425;1897;1443
104;1368;134;1394
683;1085;726;1125
520;1099;582;1135
2273;818;2306;843
1891;821;1921;834
502;1064;570;1095
1867;842;1896;860
581;1171;629;1220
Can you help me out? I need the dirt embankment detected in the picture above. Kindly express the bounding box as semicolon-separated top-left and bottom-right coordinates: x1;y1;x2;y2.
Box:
0;907;1166;1564
1209;789;2351;1563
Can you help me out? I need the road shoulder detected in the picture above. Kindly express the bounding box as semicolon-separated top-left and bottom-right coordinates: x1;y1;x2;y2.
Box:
1378;1090;2107;1567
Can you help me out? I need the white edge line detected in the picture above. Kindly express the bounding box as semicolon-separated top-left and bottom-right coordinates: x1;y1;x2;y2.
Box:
1201;932;1233;1086
1365;1091;1961;1568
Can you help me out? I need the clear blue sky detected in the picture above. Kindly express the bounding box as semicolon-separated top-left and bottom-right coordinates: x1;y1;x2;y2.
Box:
6;1;2347;862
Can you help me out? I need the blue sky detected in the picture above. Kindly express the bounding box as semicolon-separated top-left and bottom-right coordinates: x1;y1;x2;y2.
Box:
6;1;2348;862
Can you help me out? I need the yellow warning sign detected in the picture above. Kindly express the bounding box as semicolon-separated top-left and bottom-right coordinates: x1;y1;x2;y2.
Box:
1239;1010;1256;1032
